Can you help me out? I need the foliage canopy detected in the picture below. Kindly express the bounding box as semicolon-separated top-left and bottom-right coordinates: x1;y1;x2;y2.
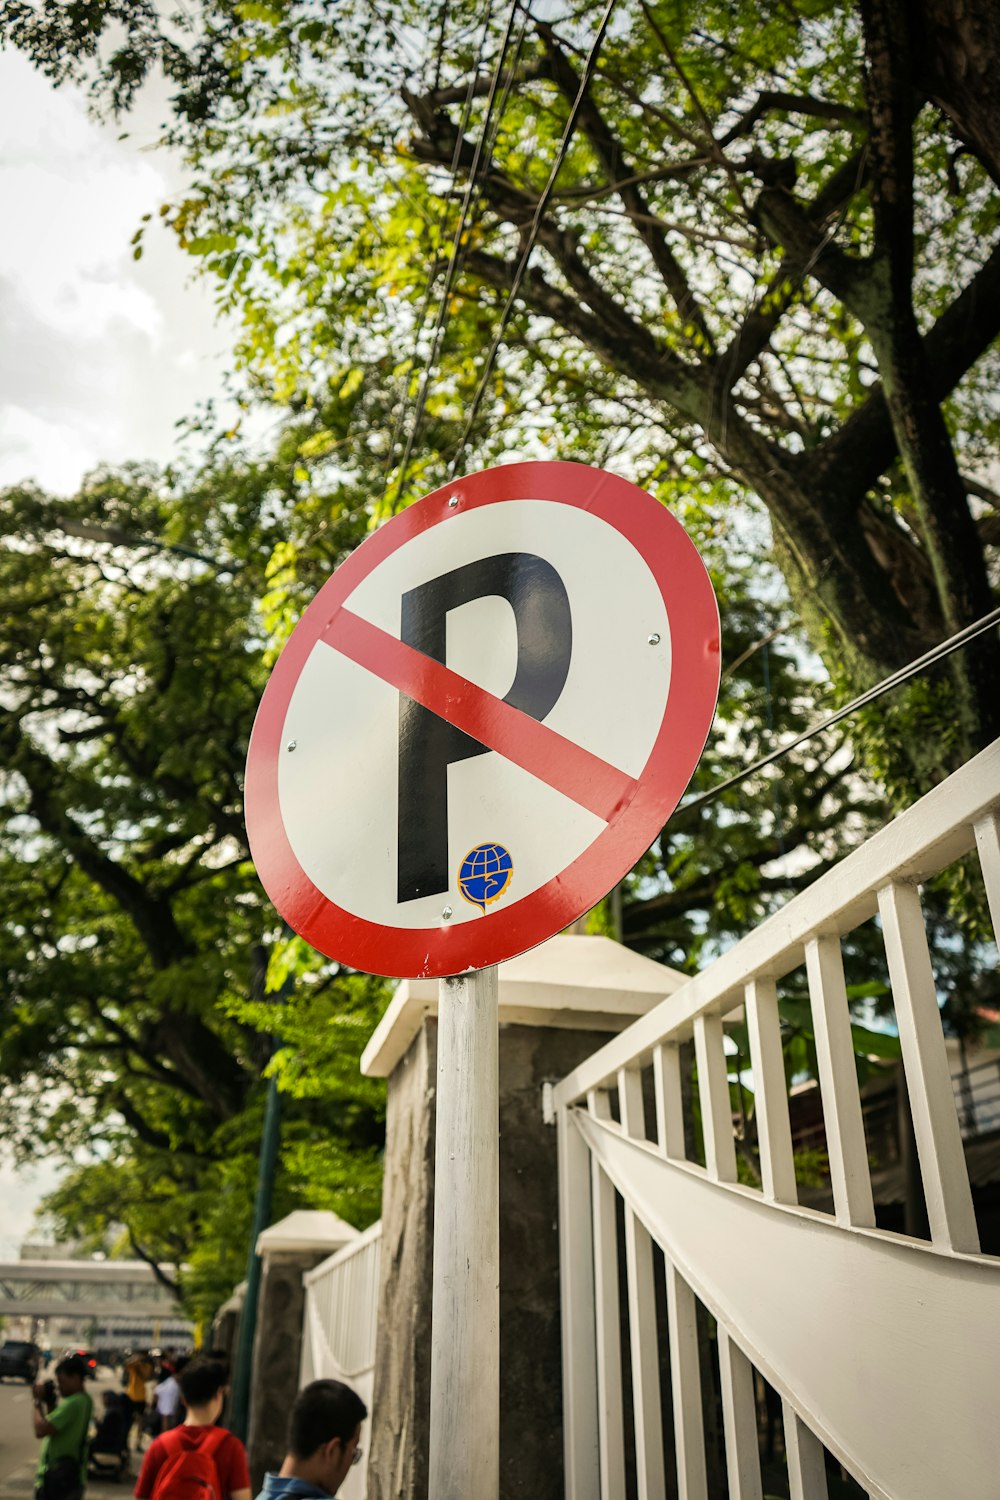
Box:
5;0;1000;794
3;0;1000;1304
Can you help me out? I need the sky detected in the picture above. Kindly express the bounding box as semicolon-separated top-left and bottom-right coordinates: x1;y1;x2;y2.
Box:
0;49;238;1252
0;49;237;496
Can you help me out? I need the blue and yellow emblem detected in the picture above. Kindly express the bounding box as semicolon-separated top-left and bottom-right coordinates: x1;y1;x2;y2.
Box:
458;842;514;913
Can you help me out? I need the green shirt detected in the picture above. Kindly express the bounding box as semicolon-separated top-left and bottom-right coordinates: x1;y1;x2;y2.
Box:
37;1390;93;1486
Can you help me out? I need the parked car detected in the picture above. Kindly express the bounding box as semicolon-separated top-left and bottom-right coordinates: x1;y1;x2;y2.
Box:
0;1340;42;1383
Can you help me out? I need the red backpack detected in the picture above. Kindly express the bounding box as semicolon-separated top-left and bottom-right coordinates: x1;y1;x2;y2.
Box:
150;1427;228;1500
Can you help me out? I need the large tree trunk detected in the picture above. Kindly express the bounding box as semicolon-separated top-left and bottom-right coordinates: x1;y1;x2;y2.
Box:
915;0;1000;187
860;0;1000;745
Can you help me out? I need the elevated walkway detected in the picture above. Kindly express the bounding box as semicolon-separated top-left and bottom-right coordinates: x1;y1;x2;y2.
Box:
0;1258;180;1318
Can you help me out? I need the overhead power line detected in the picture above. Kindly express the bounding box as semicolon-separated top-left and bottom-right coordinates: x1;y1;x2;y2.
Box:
381;0;497;503
449;0;618;475
389;0;530;510
677;603;1000;819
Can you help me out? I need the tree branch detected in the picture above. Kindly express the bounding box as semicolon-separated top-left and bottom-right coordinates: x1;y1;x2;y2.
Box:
719;90;866;147
752;183;876;317
418;58;547;109
537;22;717;353
0;718;194;969
462;246;702;409
126;1228;181;1298
717;150;869;386
813;235;1000;499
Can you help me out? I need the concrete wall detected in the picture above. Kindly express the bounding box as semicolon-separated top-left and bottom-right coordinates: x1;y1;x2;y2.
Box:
368;1022;436;1500
246;1247;332;1489
368;1016;615;1500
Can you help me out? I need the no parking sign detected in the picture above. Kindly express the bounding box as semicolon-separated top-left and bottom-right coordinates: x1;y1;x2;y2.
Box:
245;460;720;977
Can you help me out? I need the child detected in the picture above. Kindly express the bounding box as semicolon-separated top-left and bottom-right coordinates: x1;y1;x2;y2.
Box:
134;1357;250;1500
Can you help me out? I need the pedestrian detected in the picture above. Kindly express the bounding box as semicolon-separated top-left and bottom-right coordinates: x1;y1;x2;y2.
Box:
32;1352;94;1500
123;1350;155;1449
133;1356;250;1500
253;1380;367;1500
88;1392;132;1481
164;1354;190;1430
148;1374;179;1440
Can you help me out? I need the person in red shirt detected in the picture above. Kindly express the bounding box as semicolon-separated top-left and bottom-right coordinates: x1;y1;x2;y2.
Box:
134;1357;250;1500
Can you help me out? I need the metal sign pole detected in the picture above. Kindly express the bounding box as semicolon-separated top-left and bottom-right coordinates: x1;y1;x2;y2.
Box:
428;964;500;1500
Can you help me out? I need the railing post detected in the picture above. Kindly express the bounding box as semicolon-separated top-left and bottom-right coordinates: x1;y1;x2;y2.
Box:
782;1402;828;1500
743;977;796;1205
717;1335;763;1500
805;935;875;1229
974;811;1000;941
694;1013;762;1500
557;1104;600;1500
587;1090;626;1499
878;881;979;1252
654;1044;709;1500
618;1067;666;1500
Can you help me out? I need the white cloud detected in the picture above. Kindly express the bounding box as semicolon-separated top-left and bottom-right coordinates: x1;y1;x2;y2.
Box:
0;51;239;495
0;64;165;343
0;1155;64;1258
0;405;105;493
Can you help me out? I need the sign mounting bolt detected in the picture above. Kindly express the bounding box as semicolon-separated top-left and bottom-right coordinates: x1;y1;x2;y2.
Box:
286;739;297;751
647;633;661;645
447;494;460;508
441;905;453;920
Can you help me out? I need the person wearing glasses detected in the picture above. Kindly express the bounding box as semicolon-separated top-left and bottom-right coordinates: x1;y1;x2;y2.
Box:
254;1381;366;1500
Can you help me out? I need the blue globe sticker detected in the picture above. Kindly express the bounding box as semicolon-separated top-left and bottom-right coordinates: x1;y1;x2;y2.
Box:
458;842;514;913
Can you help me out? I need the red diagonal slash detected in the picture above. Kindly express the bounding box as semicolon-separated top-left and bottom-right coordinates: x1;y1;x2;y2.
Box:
322;606;638;823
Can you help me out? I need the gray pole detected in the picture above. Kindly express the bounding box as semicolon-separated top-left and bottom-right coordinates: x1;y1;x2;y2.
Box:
428;965;500;1499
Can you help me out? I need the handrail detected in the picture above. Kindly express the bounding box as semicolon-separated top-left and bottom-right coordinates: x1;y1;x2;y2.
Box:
301;1220;381;1381
303;1218;383;1286
553;738;1000;1498
553;736;1000;1109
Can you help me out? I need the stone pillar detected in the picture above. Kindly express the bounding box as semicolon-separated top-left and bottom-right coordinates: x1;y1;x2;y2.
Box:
361;934;688;1500
211;1282;245;1364
246;1210;358;1489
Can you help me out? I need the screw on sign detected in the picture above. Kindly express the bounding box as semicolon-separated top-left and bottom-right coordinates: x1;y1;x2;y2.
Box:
244;460;720;979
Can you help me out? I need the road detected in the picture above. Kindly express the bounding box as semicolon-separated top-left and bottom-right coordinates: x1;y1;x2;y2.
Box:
0;1378;37;1487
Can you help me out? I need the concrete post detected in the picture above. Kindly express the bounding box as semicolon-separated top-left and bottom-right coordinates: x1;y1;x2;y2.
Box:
360;933;689;1500
245;1211;358;1490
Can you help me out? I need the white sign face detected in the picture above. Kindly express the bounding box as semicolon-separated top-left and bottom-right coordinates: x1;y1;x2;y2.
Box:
280;498;670;928
245;462;720;978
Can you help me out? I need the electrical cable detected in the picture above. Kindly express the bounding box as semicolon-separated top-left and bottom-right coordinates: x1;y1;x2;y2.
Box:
391;0;526;508
676;603;1000;820
448;0;618;476
380;0;498;502
391;0;528;511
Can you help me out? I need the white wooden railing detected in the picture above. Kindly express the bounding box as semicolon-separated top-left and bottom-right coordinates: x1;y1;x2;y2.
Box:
300;1220;381;1500
552;738;1000;1500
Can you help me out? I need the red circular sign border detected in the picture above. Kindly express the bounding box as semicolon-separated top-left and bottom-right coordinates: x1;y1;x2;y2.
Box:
245;460;720;978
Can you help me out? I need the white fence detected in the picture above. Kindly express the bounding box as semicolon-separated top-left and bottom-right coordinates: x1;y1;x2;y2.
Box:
300;1220;382;1500
552;737;1000;1500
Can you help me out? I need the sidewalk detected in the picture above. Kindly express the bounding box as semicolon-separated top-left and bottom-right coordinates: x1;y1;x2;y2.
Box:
0;1460;33;1500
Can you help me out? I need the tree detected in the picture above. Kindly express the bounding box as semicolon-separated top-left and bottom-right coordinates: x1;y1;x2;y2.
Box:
5;0;999;1318
4;0;999;802
0;444;386;1316
0;392;894;1311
